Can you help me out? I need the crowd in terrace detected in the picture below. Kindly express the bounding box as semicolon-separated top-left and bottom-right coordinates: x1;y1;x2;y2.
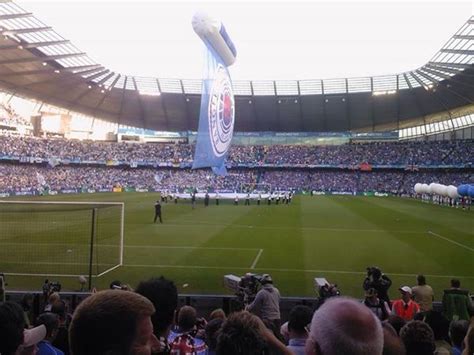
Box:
1;272;473;355
0;135;473;166
0;163;471;194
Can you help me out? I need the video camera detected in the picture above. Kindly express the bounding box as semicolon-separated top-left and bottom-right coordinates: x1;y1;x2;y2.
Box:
224;273;267;303
314;278;340;308
42;279;62;295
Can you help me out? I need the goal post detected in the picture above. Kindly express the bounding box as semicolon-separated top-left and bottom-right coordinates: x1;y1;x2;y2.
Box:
0;200;124;283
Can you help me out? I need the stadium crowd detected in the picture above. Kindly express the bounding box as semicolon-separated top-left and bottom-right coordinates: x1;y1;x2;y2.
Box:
0;272;473;355
0;135;473;166
0;163;471;194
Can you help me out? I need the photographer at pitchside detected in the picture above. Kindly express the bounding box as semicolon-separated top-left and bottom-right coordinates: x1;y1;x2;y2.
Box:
246;274;281;329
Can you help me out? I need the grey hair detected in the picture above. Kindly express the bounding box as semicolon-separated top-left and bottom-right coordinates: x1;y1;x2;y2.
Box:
310;297;383;355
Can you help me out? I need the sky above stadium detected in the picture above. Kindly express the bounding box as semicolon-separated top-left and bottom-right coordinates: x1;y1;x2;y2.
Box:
16;0;474;81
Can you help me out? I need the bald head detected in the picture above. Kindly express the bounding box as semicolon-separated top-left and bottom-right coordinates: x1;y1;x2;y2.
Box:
306;297;383;355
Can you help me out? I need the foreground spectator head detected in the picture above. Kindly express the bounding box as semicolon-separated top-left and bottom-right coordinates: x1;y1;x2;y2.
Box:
399;320;435;355
69;290;159;355
216;311;266;355
305;296;383;355
0;302;26;355
451;279;461;288
35;312;59;341
209;308;226;320
386;315;406;335
0;301;47;355
135;276;178;337
176;305;197;332
205;318;224;354
288;305;312;337
416;275;426;286
382;322;406;355
449;320;469;351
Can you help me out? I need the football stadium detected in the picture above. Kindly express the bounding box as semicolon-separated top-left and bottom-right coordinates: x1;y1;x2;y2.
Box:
0;1;473;354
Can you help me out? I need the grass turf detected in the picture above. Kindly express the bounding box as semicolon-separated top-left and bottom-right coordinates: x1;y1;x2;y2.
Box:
1;193;473;300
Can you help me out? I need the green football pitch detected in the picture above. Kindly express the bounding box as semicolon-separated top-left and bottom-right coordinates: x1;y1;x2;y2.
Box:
1;193;473;299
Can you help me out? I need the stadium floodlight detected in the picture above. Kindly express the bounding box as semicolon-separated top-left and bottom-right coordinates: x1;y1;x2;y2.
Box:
0;200;124;289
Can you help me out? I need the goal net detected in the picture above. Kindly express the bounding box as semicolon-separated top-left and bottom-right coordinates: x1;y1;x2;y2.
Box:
0;201;124;281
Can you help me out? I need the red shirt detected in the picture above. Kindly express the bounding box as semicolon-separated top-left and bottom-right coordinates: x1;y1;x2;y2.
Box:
391;299;420;320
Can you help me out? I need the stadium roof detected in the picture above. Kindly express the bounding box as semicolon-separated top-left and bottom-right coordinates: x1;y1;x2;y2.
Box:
0;1;473;132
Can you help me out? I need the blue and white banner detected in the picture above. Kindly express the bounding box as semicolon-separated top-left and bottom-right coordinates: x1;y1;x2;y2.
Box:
192;47;235;175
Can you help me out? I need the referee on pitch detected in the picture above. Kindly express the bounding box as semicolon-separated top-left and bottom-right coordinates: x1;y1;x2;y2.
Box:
154;200;162;223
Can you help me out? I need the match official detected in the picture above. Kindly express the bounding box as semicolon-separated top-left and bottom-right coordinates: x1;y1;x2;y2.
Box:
154;200;163;223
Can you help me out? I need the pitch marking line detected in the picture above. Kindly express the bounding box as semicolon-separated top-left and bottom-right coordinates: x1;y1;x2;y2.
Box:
120;264;474;279
427;231;474;252
250;249;264;269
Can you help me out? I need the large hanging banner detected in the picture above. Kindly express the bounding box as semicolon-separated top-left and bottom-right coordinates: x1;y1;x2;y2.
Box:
192;13;237;176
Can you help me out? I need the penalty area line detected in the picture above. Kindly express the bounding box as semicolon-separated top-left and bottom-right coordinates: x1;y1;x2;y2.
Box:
250;249;264;269
427;231;474;252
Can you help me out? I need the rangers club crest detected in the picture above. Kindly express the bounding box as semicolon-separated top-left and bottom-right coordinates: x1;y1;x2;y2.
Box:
208;64;235;157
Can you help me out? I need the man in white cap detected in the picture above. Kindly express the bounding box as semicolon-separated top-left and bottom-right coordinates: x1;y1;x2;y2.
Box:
391;286;420;321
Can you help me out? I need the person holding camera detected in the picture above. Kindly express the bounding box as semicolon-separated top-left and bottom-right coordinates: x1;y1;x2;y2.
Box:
363;267;392;305
246;274;281;329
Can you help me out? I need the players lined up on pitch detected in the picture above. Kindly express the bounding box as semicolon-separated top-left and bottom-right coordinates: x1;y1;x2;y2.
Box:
1;272;472;355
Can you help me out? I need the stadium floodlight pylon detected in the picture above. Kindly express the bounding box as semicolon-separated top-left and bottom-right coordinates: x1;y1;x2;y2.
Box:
0;200;124;288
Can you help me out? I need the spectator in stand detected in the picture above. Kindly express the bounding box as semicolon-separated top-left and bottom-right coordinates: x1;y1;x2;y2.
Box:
449;320;470;355
442;279;472;321
135;276;178;354
44;292;60;312
363;287;391;321
69;290;160;355
246;274;281;329
463;326;474;355
414;310;451;354
381;322;406;355
305;297;383;355
205;318;224;355
34;312;64;355
286;305;313;355
391;286;420;321
168;305;207;355
20;293;34;327
399;320;435;355
0;301;47;355
216;311;292;355
50;300;70;355
412;275;434;313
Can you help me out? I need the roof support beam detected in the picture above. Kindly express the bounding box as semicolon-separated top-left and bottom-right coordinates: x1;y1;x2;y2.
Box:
1;26;51;36
92;74;121;117
403;73;427;127
95;71;116;86
133;76;147;128
0;40;70;50
411;71;455;134
0;66;102;78
0;52;86;65
428;62;471;69
421;68;473;104
439;49;474;55
0;12;32;20
156;79;170;131
181;79;192;130
453;34;474;40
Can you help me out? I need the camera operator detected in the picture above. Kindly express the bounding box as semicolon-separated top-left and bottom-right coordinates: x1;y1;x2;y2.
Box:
363;267;392;304
246;274;281;328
